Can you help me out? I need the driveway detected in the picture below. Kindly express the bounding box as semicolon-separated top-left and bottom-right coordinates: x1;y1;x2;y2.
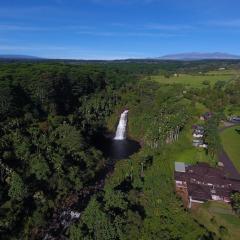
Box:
218;150;240;180
219;121;240;180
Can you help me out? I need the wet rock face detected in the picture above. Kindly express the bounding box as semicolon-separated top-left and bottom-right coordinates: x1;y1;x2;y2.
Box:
60;210;81;229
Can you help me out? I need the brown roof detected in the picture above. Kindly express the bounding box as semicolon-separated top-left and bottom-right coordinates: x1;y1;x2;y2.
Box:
188;183;211;201
214;187;232;198
174;171;187;182
175;163;228;185
175;162;240;202
230;179;240;192
185;163;229;185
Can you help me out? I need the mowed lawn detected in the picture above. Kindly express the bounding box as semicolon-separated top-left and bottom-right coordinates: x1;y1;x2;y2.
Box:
149;72;234;88
192;201;240;240
172;125;212;165
221;126;240;172
176;147;210;164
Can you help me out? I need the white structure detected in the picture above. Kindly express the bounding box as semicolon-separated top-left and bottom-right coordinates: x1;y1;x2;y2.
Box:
188;196;204;208
193;133;203;138
114;110;129;140
199;144;208;149
175;162;186;173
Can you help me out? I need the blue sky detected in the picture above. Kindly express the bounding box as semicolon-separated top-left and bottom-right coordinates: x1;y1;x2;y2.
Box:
1;0;240;59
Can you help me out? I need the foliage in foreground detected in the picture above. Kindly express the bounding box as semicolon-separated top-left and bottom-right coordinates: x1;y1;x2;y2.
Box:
1;61;240;239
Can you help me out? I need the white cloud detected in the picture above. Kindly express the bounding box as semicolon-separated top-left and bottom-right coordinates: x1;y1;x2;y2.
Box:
0;6;52;18
0;44;147;60
0;24;94;32
0;24;52;31
207;19;240;28
76;30;181;37
0;44;68;51
145;23;194;31
89;0;161;5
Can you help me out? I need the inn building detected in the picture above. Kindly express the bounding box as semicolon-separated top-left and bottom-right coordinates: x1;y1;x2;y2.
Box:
174;162;240;208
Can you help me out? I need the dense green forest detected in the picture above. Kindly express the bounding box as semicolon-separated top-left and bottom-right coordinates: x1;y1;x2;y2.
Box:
0;61;240;240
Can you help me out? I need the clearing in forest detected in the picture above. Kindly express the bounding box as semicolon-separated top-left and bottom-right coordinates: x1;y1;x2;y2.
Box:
149;70;237;88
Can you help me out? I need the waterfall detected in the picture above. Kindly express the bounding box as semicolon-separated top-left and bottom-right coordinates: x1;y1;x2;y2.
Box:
114;110;128;140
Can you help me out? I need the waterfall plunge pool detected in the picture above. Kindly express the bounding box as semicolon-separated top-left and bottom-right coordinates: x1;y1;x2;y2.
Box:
94;110;141;162
96;135;141;161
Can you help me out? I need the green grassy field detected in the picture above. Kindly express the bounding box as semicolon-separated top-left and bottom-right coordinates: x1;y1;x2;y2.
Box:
208;69;240;76
192;201;240;240
149;71;236;88
176;147;210;164
221;126;240;172
172;124;212;165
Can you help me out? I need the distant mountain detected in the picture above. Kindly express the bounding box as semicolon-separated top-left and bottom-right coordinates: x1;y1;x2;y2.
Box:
0;54;42;60
159;52;240;60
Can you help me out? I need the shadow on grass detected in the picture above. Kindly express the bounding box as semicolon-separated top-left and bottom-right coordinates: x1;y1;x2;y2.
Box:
234;128;240;135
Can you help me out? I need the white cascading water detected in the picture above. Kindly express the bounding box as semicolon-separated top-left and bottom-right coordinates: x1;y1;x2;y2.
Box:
114;110;129;140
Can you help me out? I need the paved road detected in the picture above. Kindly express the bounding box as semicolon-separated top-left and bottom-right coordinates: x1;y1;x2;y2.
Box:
219;122;240;180
218;150;240;180
219;121;240;133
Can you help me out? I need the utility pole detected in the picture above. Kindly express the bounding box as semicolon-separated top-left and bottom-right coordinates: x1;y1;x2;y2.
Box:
141;162;144;178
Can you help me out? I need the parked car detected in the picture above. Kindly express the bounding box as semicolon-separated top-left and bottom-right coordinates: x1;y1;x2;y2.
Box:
229;116;240;123
193;133;203;138
199;144;208;149
192;139;203;144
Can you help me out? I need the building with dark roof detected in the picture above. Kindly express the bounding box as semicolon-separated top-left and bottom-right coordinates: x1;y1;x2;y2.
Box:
174;162;240;208
200;112;213;121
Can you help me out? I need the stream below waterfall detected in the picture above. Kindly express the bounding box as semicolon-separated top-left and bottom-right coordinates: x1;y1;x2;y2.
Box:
42;110;141;240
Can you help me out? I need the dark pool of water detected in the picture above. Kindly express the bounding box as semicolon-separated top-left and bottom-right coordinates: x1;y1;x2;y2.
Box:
94;133;141;162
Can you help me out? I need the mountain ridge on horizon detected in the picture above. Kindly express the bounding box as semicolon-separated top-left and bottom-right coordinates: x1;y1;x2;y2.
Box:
0;54;42;59
1;52;240;61
159;52;240;60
